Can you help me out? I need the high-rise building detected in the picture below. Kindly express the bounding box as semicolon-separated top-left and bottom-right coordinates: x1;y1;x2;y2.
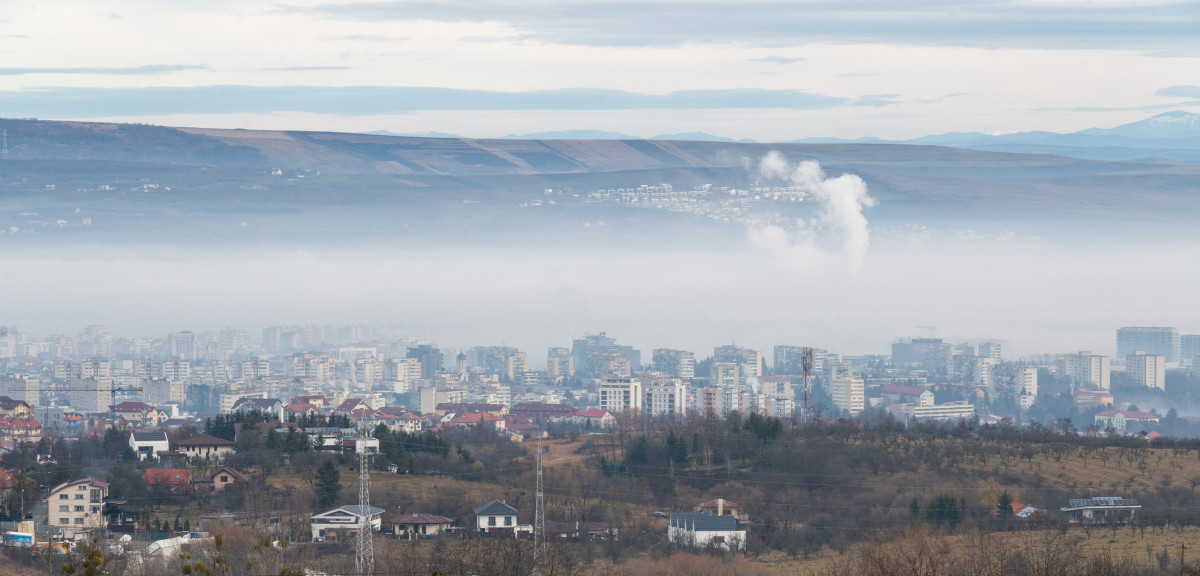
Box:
830;374;865;416
1058;352;1111;390
978;341;1002;360
891;338;951;373
547;348;574;379
407;345;444;379
1126;351;1166;390
773;345;807;376
571;332;640;378
652;349;695;379
1117;327;1179;363
167;331;197;360
713;345;762;377
70;378;112;414
1181;335;1200;367
644;378;688;417
598;377;642;413
1;375;40;407
710;362;740;389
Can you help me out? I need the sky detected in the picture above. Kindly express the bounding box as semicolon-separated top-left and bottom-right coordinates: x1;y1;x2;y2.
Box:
2;1;1200;140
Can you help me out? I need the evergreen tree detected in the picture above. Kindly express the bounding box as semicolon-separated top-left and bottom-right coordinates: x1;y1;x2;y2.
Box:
315;460;341;509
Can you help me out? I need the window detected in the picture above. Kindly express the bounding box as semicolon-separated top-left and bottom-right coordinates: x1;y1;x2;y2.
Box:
59;506;69;512
59;518;69;525
505;516;512;526
59;494;68;500
488;516;496;526
91;507;100;513
220;476;228;482
75;494;84;500
75;506;84;512
74;518;83;524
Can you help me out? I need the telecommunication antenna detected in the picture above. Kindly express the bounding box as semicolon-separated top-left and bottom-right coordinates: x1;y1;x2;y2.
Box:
800;347;814;424
534;439;546;560
355;447;374;576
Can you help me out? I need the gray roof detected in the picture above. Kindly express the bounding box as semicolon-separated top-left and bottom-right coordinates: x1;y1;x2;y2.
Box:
669;512;738;532
1063;497;1140;510
474;500;519;516
336;505;384;517
131;431;168;442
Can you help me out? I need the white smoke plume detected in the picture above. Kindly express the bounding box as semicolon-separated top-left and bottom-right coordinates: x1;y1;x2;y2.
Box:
757;150;877;267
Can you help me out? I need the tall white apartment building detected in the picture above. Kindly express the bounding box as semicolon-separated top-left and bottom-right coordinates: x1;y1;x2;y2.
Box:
1058;352;1111;390
1;375;40;407
830;375;865;416
1126;351;1166;390
80;357;111;379
167;331;198;360
644;378;688;417
599;377;643;413
70;378;112;414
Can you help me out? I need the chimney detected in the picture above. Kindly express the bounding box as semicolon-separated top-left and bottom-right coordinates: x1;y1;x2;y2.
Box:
717;498;724;516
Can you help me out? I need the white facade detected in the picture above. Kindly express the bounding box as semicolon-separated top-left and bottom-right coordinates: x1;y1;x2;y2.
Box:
645;379;688;417
830;375;865;416
310;505;383;542
668;512;746;551
1126;351;1166;390
1058;352;1111;390
599;377;643;413
48;479;108;538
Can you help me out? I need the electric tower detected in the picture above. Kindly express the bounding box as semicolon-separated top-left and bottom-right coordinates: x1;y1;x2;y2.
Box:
355;448;374;575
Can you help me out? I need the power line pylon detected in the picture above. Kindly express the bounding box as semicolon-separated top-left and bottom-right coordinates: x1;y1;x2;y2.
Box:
801;347;815;424
534;439;545;562
355;447;374;576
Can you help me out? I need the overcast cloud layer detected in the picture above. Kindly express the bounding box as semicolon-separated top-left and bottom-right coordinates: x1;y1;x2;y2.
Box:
1;1;1198;139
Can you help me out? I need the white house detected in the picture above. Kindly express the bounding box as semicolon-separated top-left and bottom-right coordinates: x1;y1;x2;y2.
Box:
129;431;170;461
668;512;746;551
310;505;384;542
1095;409;1159;432
175;434;237;463
48;478;108;538
474;500;522;536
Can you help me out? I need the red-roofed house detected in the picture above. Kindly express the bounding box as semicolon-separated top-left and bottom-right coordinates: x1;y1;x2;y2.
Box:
285;403;322;418
503;415;540;435
0;470;16;489
510;403;577;422
0;416;42;441
294;395;330;408
435;403;508;417
144;468;191;487
449;412;506;431
194;466;250;493
573;409;615;429
112;402;169;428
1095;410;1159;432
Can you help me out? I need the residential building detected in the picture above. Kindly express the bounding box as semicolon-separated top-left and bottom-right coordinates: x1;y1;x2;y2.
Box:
474;500;520;535
1095;409;1159;431
145;378;185;405
1072;388;1114;409
713;345;762;377
194;466;250;493
1060;497;1140;526
978;341;1002;360
880;385;934;407
1058;352;1111;390
407;344;444;379
667;512;746;550
129;431;170;460
710;363;740;389
391;513;454;540
167;331;198;360
546;348;574;379
830;375;865;416
1126;351;1166;390
1182;335;1200;367
571;409;615;429
310;505;384;542
598;377;642;413
144;468;191;488
112;402;168;428
1;376;39;407
0;396;33;418
571;332;640;378
1117;327;1180;363
644;378;688;417
176;435;237;463
70;378;112;414
48;478;108;537
385;358;423;386
230;397;285;422
652;349;695;379
891;338;951;373
909;401;975;421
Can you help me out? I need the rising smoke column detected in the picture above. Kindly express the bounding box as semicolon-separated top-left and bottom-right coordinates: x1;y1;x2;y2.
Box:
758;150;877;267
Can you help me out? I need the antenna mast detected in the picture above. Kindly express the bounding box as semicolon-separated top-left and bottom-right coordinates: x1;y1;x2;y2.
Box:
355;447;374;576
534;438;545;561
800;347;814;425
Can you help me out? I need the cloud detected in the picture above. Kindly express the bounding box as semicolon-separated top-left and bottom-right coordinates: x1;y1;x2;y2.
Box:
757;150;877;268
0;64;206;76
0;85;850;117
262;65;353;71
1156;85;1200;98
850;94;901;107
283;1;1200;51
750;56;805;65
